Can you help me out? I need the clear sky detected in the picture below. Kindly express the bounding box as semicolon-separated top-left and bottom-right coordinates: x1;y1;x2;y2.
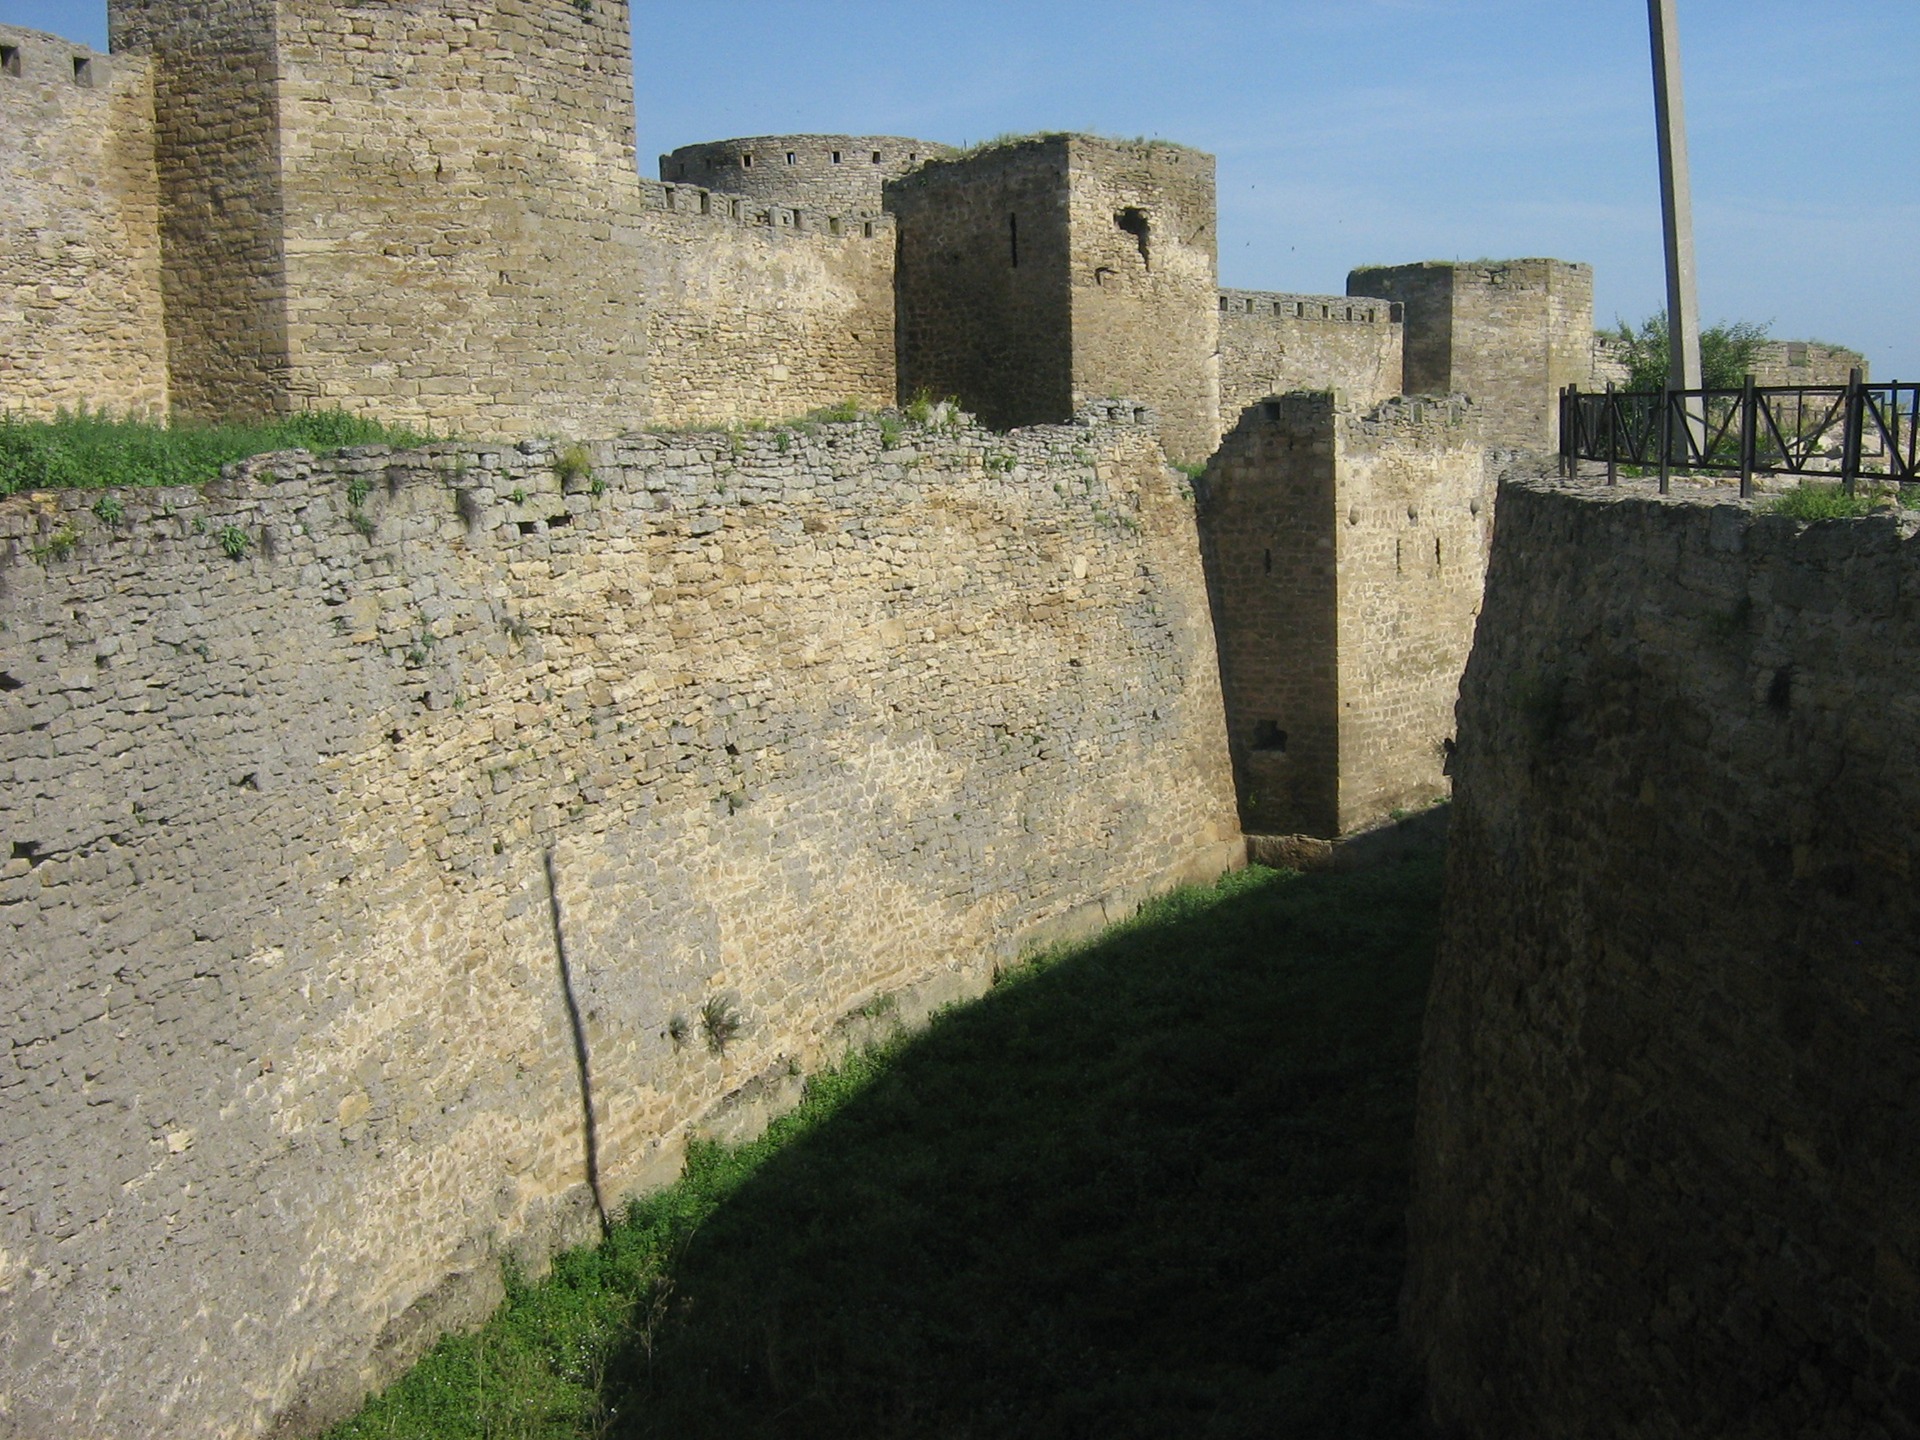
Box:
8;0;1916;379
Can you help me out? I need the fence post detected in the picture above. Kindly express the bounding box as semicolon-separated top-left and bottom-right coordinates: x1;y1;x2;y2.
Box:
1605;382;1617;486
1739;374;1756;499
1559;385;1571;477
1841;366;1864;495
1658;391;1673;495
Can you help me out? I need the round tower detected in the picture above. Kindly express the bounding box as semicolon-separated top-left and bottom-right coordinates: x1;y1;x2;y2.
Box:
659;134;951;218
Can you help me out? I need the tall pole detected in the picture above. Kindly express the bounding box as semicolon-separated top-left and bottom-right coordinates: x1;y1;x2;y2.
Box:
1649;0;1703;416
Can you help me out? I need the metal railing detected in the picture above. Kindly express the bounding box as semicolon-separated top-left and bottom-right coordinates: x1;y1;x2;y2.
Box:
1560;369;1918;497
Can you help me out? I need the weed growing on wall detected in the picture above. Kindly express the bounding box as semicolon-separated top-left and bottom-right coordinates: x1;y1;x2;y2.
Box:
1764;482;1904;521
0;408;435;495
324;858;1442;1440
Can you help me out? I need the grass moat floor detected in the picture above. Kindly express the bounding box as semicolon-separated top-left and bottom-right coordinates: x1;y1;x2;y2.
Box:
328;856;1443;1440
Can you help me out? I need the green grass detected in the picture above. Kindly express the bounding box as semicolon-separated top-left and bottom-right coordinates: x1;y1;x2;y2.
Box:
1764;482;1886;520
0;408;435;495
327;857;1443;1440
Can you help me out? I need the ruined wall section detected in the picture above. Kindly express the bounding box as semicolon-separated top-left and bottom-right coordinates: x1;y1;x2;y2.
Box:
1349;259;1592;450
0;415;1240;1440
108;0;289;420
0;25;169;419
1066;137;1219;466
1410;475;1920;1440
890;137;1075;433
1197;392;1489;838
269;0;651;437
639;181;896;426
658;134;950;219
1332;394;1490;830
1217;288;1402;427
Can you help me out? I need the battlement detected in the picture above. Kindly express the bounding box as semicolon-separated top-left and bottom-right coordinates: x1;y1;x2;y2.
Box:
0;22;117;88
642;177;897;240
659;133;951;218
1219;289;1403;326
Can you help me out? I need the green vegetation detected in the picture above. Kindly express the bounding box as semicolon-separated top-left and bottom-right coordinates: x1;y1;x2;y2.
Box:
215;524;250;560
1609;311;1769;392
326;858;1442;1439
555;445;595;485
1764;482;1886;521
0;408;435;495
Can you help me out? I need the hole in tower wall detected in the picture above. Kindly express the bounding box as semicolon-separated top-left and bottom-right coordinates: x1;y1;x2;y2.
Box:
1263;548;1272;574
72;56;93;86
699;191;710;214
786;152;796;165
741;153;752;167
1114;207;1150;269
1;46;21;77
831;150;841;164
871;150;882;164
1009;213;1018;268
1252;722;1288;753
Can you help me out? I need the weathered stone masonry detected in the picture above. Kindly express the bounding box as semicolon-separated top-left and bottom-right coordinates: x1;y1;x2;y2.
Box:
1195;392;1492;838
0;415;1240;1440
0;23;170;421
1409;476;1920;1439
1217;288;1403;429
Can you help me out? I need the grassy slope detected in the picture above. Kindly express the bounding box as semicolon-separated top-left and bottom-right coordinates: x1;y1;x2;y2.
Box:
328;857;1443;1440
0;410;433;494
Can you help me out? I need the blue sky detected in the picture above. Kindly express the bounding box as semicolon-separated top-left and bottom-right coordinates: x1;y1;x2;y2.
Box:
9;0;1916;379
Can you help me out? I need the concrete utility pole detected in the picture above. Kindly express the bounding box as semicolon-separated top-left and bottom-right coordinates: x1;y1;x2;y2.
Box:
1648;0;1703;405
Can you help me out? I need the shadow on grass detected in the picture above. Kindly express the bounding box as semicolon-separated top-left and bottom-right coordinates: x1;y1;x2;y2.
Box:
331;855;1443;1440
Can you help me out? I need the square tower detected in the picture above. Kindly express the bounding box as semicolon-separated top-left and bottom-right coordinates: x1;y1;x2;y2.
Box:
1346;259;1592;451
109;0;654;434
1196;391;1493;837
889;134;1220;465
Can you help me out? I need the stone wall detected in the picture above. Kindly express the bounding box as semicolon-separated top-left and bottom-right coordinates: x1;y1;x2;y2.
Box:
1348;259;1592;450
1409;474;1920;1439
269;0;652;438
658;134;950;219
108;0;288;420
0;413;1240;1440
639;180;897;427
1589;334;1871;391
1065;137;1220;466
1217;288;1403;428
890;137;1076;436
0;25;169;420
1195;391;1490;837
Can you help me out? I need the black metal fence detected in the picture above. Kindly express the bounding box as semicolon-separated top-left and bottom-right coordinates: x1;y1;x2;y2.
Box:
1560;369;1918;496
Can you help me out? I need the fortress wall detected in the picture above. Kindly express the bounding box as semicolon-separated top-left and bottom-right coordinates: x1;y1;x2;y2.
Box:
658;134;950;218
1217;288;1403;427
1196;392;1489;838
891;137;1076;433
0;26;170;420
108;0;288;420
639;182;896;426
1350;259;1592;450
0;415;1240;1440
269;0;652;438
1589;334;1870;391
1409;476;1920;1439
1065;138;1220;467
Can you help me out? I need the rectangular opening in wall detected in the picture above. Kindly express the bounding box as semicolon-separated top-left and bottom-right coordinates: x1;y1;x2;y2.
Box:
1219;296;1229;311
741;152;752;167
1;46;20;77
829;216;842;234
699;190;710;214
862;220;874;238
730;198;741;219
1009;213;1018;268
1390;302;1404;323
786;151;796;165
1295;301;1306;317
831;150;841;164
71;55;93;86
1273;302;1284;316
871;150;882;164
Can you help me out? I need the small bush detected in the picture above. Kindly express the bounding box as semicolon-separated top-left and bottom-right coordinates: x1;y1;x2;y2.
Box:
91;494;125;526
1765;483;1878;521
215;524;250;559
555;444;594;485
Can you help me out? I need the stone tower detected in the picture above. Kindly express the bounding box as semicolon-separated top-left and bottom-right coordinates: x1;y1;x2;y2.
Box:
888;134;1221;466
1197;391;1492;837
1346;258;1593;451
108;0;654;434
